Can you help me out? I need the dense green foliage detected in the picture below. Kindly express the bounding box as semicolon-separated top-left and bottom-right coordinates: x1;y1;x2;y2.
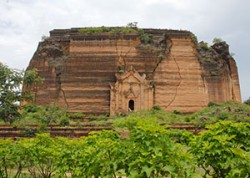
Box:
213;37;223;44
114;118;196;177
112;101;250;127
244;98;250;105
13;101;250;128
191;121;250;178
22;68;44;102
79;26;138;34
67;112;85;119
188;101;250;126
198;41;210;50
0;119;249;177
113;107;186;125
13;104;70;130
0;63;23;123
0;63;43;124
79;23;153;45
139;32;153;44
0;64;249;177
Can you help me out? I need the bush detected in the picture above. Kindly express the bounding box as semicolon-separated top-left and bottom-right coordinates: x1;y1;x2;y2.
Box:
68;112;85;119
244;98;250;105
140;33;153;44
23;127;37;137
217;112;229;120
79;26;138;34
22;104;40;113
199;41;210;50
173;110;183;115
184;116;191;122
115;118;196;177
59;116;70;126
191;34;198;43
18;105;70;127
126;22;138;28
152;105;162;111
191;121;250;178
207;102;219;107
96;114;109;121
213;37;223;44
79;26;110;34
1;119;250;177
41;35;49;41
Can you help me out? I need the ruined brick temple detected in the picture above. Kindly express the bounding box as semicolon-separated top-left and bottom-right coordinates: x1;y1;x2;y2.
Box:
24;28;241;115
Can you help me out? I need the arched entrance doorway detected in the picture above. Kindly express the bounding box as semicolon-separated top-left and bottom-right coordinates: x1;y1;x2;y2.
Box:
109;68;154;115
128;100;135;111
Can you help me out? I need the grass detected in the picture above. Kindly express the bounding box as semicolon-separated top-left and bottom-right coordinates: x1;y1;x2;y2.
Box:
53;101;250;129
0;119;5;124
113;108;187;125
111;101;250;128
79;26;138;34
1;101;250;129
186;101;250;127
78;25;153;45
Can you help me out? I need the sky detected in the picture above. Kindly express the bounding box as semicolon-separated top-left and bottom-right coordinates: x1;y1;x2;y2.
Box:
0;0;249;100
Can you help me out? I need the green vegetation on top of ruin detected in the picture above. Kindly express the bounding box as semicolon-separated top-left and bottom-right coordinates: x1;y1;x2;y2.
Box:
78;25;231;54
79;22;140;34
79;26;139;34
78;22;153;44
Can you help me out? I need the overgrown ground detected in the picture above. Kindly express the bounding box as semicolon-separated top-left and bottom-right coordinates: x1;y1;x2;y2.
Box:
8;101;250;129
1;117;250;177
80;101;250;127
0;101;250;177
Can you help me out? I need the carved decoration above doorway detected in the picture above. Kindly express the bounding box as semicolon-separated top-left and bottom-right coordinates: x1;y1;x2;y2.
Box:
110;67;154;115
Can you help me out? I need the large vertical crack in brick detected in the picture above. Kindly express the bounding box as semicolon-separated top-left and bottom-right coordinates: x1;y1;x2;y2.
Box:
55;66;69;107
115;39;137;70
166;50;182;108
152;35;169;73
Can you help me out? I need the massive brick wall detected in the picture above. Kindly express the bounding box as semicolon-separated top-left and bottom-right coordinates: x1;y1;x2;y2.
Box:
153;37;209;113
24;28;241;114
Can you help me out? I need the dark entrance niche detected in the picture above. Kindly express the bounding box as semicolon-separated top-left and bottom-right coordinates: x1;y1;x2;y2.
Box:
128;100;135;111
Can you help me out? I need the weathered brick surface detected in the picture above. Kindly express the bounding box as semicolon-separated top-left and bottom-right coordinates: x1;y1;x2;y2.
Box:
23;28;241;114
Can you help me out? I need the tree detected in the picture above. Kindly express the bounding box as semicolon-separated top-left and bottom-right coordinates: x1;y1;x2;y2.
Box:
115;118;196;177
24;133;61;178
244;98;250;105
126;22;138;28
191;121;250;178
213;37;223;44
80;130;124;177
56;137;85;177
20;105;70;128
0;139;13;177
0;63;42;124
0;63;23;123
22;68;44;103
